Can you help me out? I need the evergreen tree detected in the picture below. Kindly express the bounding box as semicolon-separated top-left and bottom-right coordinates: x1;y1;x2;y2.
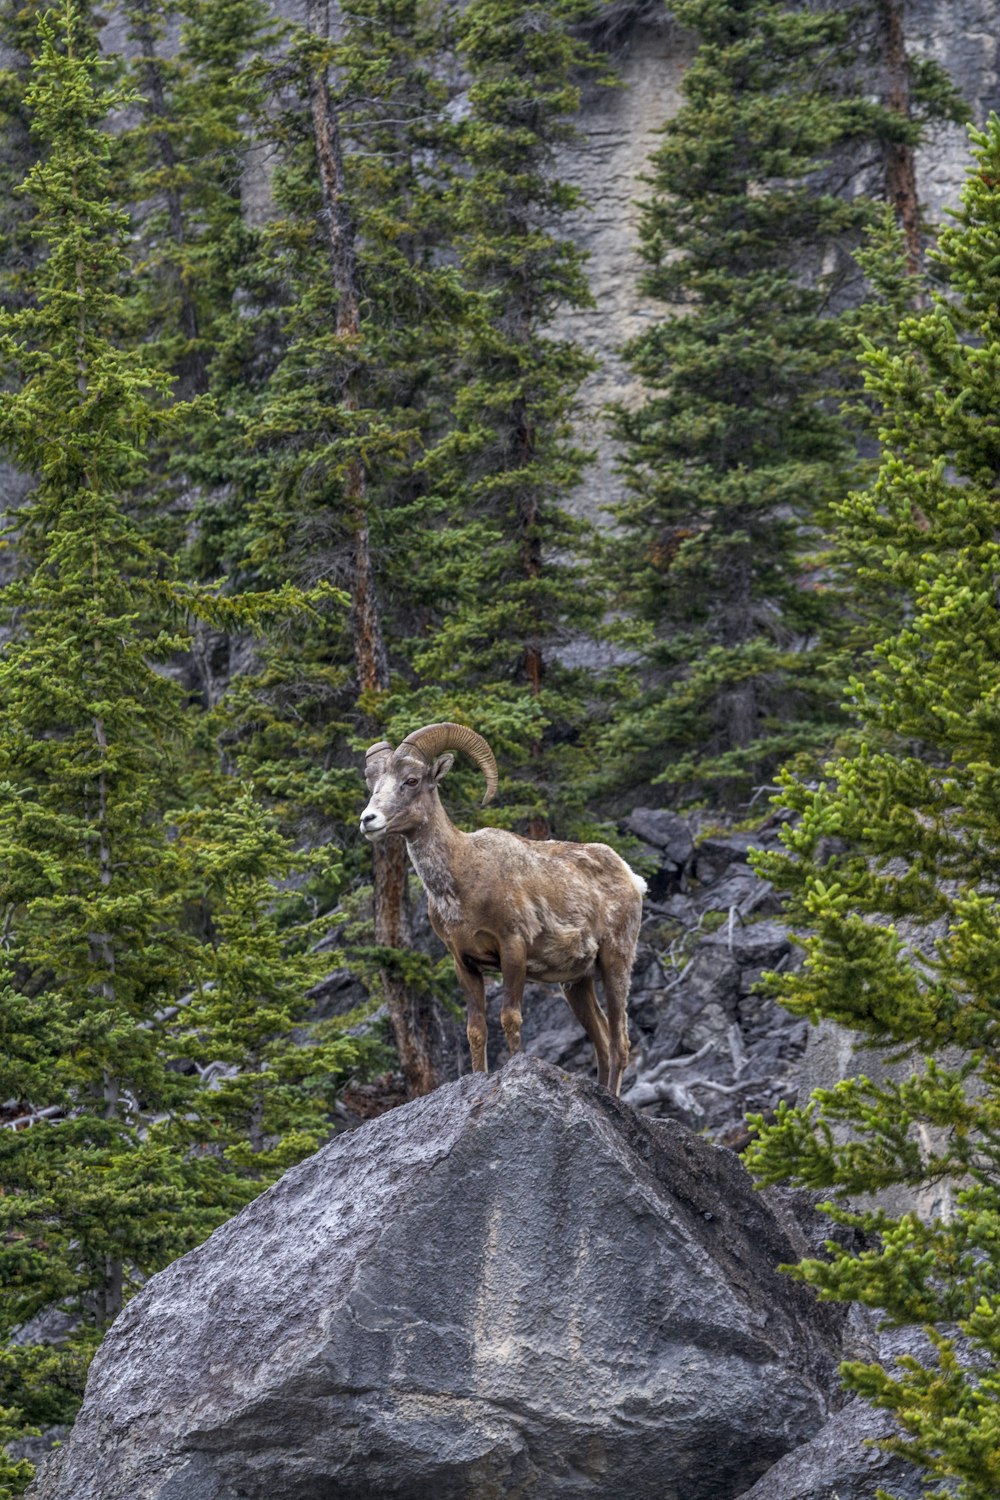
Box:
170;785;360;1179
0;1;111;303
414;0;605;838
602;0;959;808
198;0;471;1095
833;207;935;664
120;0;279;401
108;0;283;633
0;2;51;311
0;8;361;1481
747;117;1000;1500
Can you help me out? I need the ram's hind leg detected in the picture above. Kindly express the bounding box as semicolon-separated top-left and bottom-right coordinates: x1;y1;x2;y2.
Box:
598;945;632;1097
562;977;610;1088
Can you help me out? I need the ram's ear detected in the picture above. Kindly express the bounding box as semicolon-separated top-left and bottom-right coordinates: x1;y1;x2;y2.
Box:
431;753;455;783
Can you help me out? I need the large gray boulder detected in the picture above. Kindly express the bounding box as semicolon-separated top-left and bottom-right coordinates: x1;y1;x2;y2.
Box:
33;1057;850;1500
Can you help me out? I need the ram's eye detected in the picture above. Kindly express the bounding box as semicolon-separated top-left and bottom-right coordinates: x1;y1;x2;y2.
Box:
404;777;420;788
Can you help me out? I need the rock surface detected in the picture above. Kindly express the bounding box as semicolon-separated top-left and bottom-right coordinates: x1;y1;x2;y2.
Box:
32;1058;850;1500
624;804;695;863
733;1397;925;1500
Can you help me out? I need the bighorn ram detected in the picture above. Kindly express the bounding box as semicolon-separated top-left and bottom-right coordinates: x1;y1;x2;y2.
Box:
360;723;646;1095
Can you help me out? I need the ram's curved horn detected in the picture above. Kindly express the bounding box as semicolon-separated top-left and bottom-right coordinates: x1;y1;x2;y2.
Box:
397;722;499;807
364;739;394;779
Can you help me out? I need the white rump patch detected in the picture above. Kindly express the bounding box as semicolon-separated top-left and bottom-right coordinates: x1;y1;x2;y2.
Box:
628;867;648;898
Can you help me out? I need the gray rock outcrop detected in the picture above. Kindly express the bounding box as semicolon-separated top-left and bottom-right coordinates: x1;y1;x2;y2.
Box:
33;1057;852;1500
734;1397;926;1500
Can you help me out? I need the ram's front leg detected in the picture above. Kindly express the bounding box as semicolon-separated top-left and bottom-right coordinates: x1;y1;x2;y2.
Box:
498;936;527;1061
454;958;488;1073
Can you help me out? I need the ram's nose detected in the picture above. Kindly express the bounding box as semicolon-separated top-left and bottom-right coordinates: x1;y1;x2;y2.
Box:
360;809;386;838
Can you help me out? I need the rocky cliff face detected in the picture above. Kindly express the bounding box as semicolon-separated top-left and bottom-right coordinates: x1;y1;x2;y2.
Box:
5;0;998;525
30;1058;863;1500
910;0;1000;217
550;0;1000;518
548;12;695;521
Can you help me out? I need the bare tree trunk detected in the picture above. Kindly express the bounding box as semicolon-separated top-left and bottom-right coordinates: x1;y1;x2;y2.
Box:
515;402;543;696
98;1256;124;1327
878;0;923;281
248;1066;265;1153
371;837;439;1096
307;0;439;1095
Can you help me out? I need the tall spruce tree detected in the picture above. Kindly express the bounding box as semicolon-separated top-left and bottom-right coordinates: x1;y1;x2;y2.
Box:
118;0;284;702
0;8;361;1482
747;117;1000;1500
199;0;472;1096
120;0;276;392
413;0;605;839
0;2;53;312
602;0;960;808
0;1;110;301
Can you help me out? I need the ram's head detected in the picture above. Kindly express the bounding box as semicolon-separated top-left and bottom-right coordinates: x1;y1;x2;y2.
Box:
359;722;498;840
